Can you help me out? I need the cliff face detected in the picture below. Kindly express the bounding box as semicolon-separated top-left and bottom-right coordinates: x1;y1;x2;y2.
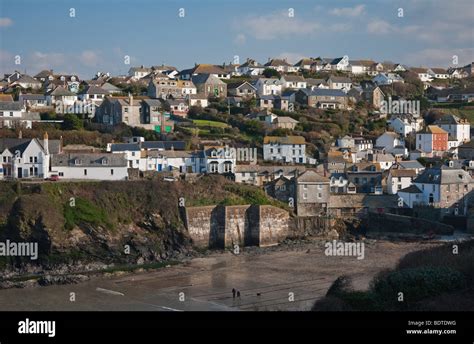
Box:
0;176;288;275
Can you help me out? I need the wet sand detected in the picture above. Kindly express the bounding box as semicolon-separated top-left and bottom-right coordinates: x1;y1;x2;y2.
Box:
0;240;437;311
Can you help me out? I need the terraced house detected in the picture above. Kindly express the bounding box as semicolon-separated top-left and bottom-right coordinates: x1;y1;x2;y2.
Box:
263;136;307;164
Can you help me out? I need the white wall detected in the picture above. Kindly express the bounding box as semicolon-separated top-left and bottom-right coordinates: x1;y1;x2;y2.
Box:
54;166;128;180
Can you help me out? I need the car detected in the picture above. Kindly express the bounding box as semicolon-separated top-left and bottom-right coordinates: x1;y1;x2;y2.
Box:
45;175;60;181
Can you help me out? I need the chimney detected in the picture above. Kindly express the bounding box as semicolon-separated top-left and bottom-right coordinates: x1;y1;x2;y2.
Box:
18;130;22;139
43;132;49;155
129;92;133;105
59;135;63;153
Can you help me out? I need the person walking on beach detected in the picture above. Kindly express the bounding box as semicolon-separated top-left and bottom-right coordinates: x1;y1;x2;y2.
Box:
232;288;236;298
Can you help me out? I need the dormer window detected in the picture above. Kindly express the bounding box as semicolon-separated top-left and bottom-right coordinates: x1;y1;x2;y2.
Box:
74;159;82;165
60;76;65;81
102;158;108;165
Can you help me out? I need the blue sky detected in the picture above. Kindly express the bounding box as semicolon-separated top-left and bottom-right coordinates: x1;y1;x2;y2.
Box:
0;0;473;78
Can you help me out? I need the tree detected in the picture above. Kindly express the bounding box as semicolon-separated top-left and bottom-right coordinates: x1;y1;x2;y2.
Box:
263;68;281;79
62;114;83;130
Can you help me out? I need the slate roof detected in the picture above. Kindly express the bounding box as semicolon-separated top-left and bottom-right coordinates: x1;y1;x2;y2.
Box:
414;166;472;184
52;153;127;167
191;74;225;85
398;160;424;170
110;143;141;152
0;101;23;111
296;170;329;183
82;86;109;95
398;185;423;194
141;141;186;150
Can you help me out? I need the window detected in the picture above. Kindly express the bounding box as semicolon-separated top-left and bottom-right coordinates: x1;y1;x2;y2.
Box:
84;169;87;176
303;193;307;200
318;193;322;198
111;169;114;175
29;157;33;163
59;172;64;177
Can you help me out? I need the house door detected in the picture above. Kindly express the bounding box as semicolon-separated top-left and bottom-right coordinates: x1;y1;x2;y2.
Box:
17;167;22;178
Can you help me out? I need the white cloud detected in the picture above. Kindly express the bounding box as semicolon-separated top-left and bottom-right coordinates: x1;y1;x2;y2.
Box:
238;11;320;40
0;18;13;27
78;50;100;66
234;34;246;45
330;5;366;17
31;51;66;70
367;19;392;34
403;48;474;68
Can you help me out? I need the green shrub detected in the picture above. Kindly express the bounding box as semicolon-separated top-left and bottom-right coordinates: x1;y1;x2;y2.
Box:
63;197;112;230
371;267;466;306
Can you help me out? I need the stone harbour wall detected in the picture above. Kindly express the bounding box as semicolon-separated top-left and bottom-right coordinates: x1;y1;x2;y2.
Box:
184;205;289;248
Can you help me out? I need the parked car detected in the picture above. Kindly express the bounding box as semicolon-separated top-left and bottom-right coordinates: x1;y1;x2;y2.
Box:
45;174;60;181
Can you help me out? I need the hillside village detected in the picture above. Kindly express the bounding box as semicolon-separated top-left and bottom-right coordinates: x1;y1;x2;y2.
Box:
1;56;474;230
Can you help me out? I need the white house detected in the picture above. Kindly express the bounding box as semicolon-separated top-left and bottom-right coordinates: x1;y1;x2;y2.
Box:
367;153;396;171
279;75;307;90
407;166;471;212
411;67;433;82
264;59;298;73
128;66;152;79
78;86;110;105
388;114;424;137
0;134;55;179
329;57;350;71
47;86;77;107
51;153;128;180
429;68;450;79
237;59;265;76
254;78;282;96
109;143;146;170
434;114;471;146
349;60;374;75
202;147;236;174
327;76;352;91
372;73;404;86
397;185;423;208
263;136;307;164
147;150;200;173
329;173;350;193
0;101;26;128
387;168;417;194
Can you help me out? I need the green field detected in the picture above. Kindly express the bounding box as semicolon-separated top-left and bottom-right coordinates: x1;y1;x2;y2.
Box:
433;106;474;124
192;119;229;128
